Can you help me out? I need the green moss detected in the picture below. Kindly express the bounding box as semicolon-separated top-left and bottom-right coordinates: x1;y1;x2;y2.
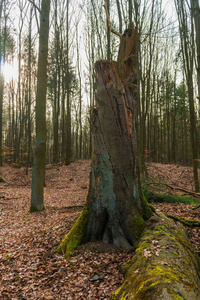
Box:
121;260;133;275
143;188;200;206
28;205;46;213
149;203;156;212
149;266;186;281
141;191;153;220
168;215;200;227
133;214;146;239
112;263;188;299
171;252;179;256
0;177;5;183
4;254;9;260
111;211;200;299
81;186;87;189
56;206;89;260
172;291;184;300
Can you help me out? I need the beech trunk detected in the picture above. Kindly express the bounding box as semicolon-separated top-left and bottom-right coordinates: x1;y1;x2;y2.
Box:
84;59;152;249
57;27;153;258
30;0;50;211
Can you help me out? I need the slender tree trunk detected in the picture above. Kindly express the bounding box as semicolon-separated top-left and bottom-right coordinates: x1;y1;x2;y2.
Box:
0;75;3;166
26;7;33;175
175;0;199;191
129;0;132;25
106;0;110;60
61;69;66;161
183;79;188;165
191;0;200;104
30;0;50;212
172;78;177;163
191;0;200;152
65;0;71;165
116;0;122;34
76;26;82;159
53;0;59;163
0;3;3;166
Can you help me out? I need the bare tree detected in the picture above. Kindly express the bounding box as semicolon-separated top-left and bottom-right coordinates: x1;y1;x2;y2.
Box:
175;0;199;192
30;0;50;211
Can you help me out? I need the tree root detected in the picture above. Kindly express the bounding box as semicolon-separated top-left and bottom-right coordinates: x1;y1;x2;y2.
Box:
56;206;89;259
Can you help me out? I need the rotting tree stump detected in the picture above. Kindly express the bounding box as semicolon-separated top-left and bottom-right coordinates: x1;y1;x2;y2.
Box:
56;26;200;299
83;59;152;249
57;26;153;258
111;211;200;300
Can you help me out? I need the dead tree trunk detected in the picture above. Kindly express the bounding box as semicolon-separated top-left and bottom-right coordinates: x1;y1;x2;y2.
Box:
57;26;153;258
111;211;200;300
84;58;152;249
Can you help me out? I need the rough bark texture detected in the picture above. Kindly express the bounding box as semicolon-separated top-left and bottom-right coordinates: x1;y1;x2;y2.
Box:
84;59;152;250
57;27;152;258
0;75;3;166
30;0;50;211
111;211;200;300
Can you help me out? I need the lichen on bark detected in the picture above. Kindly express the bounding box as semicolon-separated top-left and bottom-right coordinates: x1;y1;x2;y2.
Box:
111;211;200;300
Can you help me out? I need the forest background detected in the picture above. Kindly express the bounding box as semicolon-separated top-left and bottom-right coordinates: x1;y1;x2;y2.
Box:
0;0;200;191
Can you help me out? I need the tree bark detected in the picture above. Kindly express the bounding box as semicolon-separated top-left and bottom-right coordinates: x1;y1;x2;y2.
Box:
65;0;71;166
0;75;3;167
30;0;50;212
84;59;152;249
0;3;3;167
111;211;200;299
175;0;199;192
57;27;153;258
191;0;200;103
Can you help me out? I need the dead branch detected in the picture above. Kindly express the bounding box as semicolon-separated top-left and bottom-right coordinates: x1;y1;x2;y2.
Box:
192;204;200;210
143;182;200;198
167;214;200;227
28;0;40;12
103;0;122;38
165;184;200;198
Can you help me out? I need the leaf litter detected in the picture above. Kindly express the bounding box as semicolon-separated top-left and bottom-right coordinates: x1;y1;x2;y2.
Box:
0;160;200;299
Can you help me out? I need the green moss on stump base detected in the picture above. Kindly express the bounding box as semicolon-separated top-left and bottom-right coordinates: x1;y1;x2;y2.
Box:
111;211;200;300
28;206;46;213
141;191;154;220
56;206;89;259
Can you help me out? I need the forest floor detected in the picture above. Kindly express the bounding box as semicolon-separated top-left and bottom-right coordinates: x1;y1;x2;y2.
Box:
0;160;200;299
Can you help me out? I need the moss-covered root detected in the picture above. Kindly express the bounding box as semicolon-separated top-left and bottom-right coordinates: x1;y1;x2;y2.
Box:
141;191;154;220
111;211;200;300
56;206;89;260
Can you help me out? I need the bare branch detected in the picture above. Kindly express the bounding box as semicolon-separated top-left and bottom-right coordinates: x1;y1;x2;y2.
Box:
104;0;122;38
28;0;41;13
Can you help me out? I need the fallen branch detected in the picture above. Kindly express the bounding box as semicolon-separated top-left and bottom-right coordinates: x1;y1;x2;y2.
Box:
192;204;200;210
57;205;84;210
143;182;200;198
167;214;200;227
165;184;200;198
